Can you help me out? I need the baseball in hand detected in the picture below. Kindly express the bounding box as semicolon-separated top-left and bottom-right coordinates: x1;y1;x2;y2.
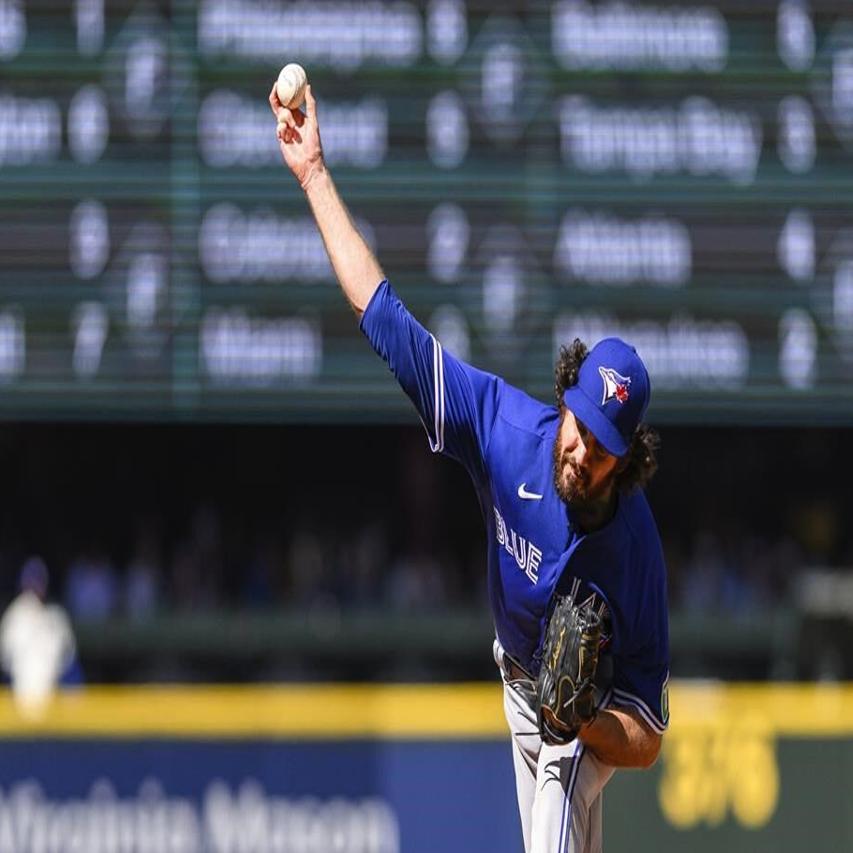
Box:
276;63;308;110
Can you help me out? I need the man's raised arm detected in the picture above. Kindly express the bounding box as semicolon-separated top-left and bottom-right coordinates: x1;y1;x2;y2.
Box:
270;83;383;316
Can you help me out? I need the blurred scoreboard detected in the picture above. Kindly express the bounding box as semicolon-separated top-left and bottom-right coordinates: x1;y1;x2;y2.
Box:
1;0;852;423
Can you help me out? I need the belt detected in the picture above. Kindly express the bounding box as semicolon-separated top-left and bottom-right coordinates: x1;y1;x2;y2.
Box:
502;652;534;682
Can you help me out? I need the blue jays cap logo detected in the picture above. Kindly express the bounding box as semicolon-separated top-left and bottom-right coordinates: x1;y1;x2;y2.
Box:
598;366;631;405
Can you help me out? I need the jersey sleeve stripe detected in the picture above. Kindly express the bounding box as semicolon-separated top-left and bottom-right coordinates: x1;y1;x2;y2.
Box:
437;335;445;452
611;687;668;734
427;334;445;454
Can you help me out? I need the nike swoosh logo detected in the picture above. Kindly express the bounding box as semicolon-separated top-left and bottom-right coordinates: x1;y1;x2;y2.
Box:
517;483;543;501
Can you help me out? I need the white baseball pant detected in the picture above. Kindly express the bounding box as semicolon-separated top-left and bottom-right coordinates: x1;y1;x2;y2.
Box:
496;641;614;853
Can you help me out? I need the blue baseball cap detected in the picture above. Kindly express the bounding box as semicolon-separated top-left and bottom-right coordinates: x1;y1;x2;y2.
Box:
562;337;651;458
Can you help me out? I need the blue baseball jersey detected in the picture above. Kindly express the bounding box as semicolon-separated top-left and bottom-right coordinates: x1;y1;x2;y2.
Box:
360;280;670;734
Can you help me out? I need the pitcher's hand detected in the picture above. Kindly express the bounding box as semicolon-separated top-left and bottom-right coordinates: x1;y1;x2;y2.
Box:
269;83;324;190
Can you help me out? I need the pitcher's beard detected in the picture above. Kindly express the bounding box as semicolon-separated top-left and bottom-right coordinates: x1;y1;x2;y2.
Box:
552;437;615;513
552;440;590;505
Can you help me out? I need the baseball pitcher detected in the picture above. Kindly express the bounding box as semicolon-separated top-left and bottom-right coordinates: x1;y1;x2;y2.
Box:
272;83;669;853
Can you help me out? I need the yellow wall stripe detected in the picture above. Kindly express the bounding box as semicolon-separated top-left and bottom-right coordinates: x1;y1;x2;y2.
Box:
668;682;853;736
0;683;851;739
0;685;507;739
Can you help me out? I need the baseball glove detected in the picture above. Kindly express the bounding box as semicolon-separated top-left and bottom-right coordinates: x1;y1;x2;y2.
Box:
536;596;602;745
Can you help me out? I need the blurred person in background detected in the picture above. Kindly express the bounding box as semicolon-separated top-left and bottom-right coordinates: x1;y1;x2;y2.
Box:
123;517;163;620
170;504;224;611
65;546;118;621
0;556;81;720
